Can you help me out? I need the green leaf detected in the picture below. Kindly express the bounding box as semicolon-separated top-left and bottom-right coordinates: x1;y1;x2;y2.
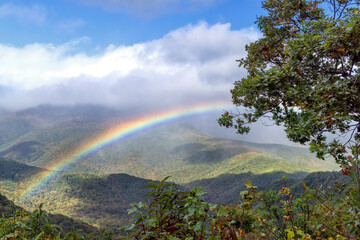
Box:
145;218;158;227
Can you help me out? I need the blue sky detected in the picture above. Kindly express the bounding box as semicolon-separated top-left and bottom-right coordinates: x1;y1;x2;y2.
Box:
0;0;296;144
0;0;268;111
0;0;264;48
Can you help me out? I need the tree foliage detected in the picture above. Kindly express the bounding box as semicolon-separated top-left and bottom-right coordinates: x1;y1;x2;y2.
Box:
217;1;360;238
125;177;217;239
218;0;360;203
124;177;359;239
218;0;360;159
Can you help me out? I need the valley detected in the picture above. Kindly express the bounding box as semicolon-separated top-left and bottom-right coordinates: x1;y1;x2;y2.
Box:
0;105;340;230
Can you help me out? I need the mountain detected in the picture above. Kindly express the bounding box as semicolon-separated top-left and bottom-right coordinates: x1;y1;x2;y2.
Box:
0;158;157;228
0;158;347;231
0;191;23;217
185;170;351;205
185;171;308;204
0;104;121;147
30;172;158;228
0;105;338;184
0;158;48;200
0;158;296;229
0;159;304;229
0;105;340;228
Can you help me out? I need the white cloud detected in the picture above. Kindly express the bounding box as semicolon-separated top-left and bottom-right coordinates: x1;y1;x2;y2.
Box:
75;0;222;17
0;22;260;110
0;3;47;24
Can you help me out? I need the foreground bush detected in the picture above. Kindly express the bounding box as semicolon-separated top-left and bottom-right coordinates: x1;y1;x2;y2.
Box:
0;203;115;240
124;175;359;240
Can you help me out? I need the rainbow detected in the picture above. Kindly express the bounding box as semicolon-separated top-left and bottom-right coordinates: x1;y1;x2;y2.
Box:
21;102;231;199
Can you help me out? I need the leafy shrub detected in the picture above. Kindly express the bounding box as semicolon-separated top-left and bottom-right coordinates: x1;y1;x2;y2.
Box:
124;175;360;240
124;176;217;239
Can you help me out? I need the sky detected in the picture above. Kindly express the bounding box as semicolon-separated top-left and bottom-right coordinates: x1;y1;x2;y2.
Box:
0;0;294;144
0;0;266;109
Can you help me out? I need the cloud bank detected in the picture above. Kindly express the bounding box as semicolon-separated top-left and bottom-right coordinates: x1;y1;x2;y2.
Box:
0;22;260;111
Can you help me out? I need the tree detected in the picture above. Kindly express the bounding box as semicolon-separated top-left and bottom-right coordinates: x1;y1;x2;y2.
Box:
218;2;360;237
219;0;360;181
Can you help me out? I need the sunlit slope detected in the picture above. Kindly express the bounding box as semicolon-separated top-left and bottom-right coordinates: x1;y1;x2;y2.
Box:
0;105;338;183
0;180;98;235
0;158;155;229
0;158;49;200
0;159;304;229
28;173;156;228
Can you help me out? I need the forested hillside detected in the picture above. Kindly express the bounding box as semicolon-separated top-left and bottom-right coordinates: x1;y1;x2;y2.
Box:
0;192;99;236
0;105;337;184
0;157;347;231
0;169;354;239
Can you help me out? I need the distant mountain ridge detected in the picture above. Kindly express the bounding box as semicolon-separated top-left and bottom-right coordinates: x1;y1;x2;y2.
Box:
0;105;123;143
0;105;337;184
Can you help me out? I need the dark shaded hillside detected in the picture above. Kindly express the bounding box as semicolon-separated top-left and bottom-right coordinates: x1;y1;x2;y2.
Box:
24;173;163;229
184;144;251;164
302;171;351;187
185;171;309;204
0;192;23;217
171;141;252;164
0;141;44;163
55;173;155;203
276;171;352;196
185;171;351;206
0;158;43;181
